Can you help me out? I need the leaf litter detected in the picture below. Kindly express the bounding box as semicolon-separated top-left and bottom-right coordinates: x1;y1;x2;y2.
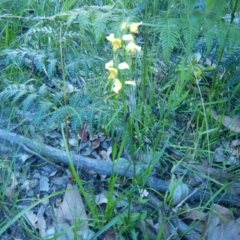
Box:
1;114;240;240
0;20;240;240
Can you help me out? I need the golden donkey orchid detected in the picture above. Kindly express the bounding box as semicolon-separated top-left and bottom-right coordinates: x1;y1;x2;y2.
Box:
105;21;141;94
106;33;121;51
105;60;118;79
112;79;122;93
130;22;142;34
125;41;141;55
105;60;114;70
107;67;118;80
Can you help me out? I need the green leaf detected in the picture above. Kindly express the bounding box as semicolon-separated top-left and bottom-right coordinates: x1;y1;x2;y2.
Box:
158;17;180;62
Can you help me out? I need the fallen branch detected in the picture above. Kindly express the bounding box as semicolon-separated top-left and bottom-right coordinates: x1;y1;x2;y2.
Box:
0;128;239;206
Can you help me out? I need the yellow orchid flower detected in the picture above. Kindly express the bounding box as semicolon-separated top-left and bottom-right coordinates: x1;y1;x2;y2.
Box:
105;60;114;70
118;62;130;70
122;34;134;41
107;67;118;79
125;41;141;55
112;79;122;93
130;22;142;34
106;33;121;51
125;81;136;86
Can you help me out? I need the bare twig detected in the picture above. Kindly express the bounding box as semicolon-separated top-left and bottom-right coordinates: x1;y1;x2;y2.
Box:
0;128;239;206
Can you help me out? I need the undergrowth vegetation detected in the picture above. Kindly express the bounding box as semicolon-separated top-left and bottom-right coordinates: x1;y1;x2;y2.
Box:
0;0;240;239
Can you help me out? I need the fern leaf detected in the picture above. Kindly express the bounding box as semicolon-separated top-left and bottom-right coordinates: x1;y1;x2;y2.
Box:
47;105;74;128
12;86;28;103
33;101;53;127
70;107;84;131
92;9;112;43
158;17;180;62
61;0;76;12
66;8;90;26
26;27;53;36
0;85;19;103
216;21;229;61
47;58;57;78
69;91;86;107
21;93;38;112
182;16;200;55
202;17;216;56
228;26;240;51
33;54;45;71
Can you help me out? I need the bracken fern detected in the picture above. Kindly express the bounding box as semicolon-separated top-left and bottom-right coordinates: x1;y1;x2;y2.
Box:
150;0;240;63
0;5;130;135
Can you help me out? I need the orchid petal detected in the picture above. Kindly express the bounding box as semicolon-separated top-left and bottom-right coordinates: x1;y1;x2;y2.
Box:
122;34;134;41
130;22;142;34
125;81;136;86
105;60;114;70
118;62;130;70
112;79;122;93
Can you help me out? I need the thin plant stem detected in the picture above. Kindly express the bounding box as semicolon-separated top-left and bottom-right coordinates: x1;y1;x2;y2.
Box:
59;24;70;151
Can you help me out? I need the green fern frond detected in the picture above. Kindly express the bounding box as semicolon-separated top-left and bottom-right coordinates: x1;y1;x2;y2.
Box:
12;86;28;103
69;91;89;107
227;26;240;51
61;0;77;12
33;53;46;71
70;106;89;130
64;8;91;27
202;17;216;56
66;53;103;76
92;9;112;43
21;93;38;112
47;58;57;78
64;31;81;39
4;48;27;66
26;27;54;36
33;101;53;127
0;85;20;103
215;21;229;61
158;16;180;62
182;16;200;55
69;93;106;130
206;0;226;19
47;105;74;128
3;48;50;76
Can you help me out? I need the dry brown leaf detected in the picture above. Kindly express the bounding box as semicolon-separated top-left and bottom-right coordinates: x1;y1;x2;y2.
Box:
78;121;90;143
54;183;88;230
181;204;232;222
181;208;207;221
206;215;240;240
24;211;38;229
230;140;240;156
212;204;233;221
211;110;240;132
99;150;107;159
54;185;95;240
55;222;73;240
95;192;108;205
101;229;118;240
91;138;100;149
6;173;18;198
230;140;240;147
78;127;90;142
37;205;46;237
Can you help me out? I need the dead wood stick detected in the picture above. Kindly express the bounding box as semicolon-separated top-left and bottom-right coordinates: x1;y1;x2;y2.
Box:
0;128;169;192
0;128;239;206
